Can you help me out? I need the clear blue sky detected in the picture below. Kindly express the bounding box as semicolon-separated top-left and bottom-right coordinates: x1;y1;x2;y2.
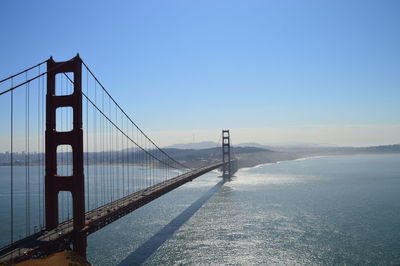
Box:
1;0;399;145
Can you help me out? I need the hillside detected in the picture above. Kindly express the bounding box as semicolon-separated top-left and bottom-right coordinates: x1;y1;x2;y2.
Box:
0;144;399;169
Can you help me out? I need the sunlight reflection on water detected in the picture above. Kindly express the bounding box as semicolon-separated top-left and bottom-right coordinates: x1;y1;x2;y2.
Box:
234;162;319;187
76;155;400;265
144;154;400;265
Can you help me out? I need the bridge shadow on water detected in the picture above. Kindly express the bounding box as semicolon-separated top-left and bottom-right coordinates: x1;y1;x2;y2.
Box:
118;178;227;266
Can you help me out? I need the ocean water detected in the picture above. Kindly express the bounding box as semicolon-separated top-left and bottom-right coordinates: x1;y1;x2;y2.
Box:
88;154;400;265
0;164;183;247
1;154;400;265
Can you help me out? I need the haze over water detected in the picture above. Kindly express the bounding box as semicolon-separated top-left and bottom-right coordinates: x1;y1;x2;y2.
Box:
85;154;400;265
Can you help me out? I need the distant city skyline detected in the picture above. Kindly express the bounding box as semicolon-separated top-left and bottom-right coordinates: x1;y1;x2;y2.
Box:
0;0;399;150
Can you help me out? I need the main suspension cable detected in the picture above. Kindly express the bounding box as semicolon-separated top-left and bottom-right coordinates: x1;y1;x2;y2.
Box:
62;73;185;170
0;59;73;96
81;60;190;169
0;60;47;84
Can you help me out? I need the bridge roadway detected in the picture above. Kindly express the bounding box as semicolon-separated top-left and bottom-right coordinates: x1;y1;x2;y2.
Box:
0;161;225;263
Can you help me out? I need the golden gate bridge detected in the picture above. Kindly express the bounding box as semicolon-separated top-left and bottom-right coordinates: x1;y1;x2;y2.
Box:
0;55;237;263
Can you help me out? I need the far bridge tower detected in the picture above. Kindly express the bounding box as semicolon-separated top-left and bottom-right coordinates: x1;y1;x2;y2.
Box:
222;130;232;178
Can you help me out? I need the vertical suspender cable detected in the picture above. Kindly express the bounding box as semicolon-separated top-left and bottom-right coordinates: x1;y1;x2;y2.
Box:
123;114;126;196
145;136;147;187
116;108;119;199
151;145;153;186
152;146;154;185
101;88;105;205
25;72;29;235
115;105;119;199
42;74;45;226
60;75;64;221
40;76;45;227
86;70;90;210
143;135;145;189
94;81;98;207
122;116;124;196
66;75;70;219
37;66;41;228
127;119;130;195
110;96;114;201
28;77;30;233
139;132;142;190
146;140;149;187
105;99;108;204
110;96;113;202
108;96;111;202
10;78;14;243
108;97;111;202
133;128;136;192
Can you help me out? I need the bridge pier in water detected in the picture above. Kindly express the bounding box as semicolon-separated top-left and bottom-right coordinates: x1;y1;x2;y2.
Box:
45;55;86;257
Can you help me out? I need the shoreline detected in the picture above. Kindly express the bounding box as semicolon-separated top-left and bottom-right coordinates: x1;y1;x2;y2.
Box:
237;153;400;172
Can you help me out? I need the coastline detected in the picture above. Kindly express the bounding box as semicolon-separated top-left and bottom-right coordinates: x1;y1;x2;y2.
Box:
237;153;400;173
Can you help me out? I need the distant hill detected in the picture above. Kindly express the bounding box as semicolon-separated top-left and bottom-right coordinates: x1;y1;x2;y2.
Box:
165;141;219;149
236;142;337;149
160;143;400;168
166;141;339;150
235;142;274;149
0;144;398;169
270;144;400;154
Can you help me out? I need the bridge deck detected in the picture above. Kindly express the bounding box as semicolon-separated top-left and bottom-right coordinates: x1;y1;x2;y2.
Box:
0;162;224;263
